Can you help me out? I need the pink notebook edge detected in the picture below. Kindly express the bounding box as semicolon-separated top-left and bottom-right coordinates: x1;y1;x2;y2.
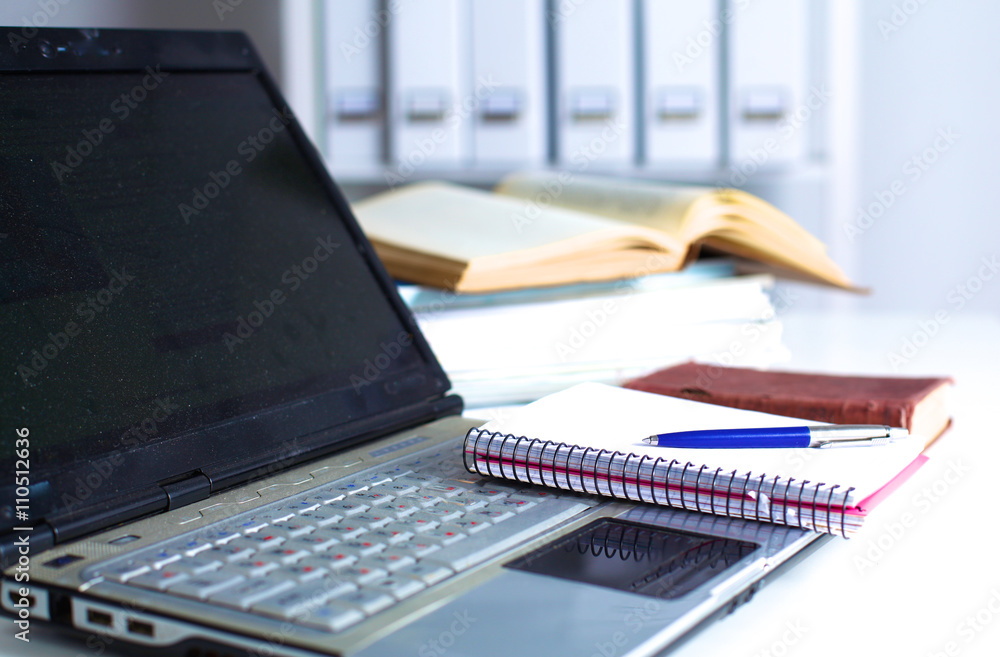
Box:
846;453;930;516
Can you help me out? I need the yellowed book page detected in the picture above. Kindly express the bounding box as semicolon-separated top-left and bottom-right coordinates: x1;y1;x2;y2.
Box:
351;182;686;264
495;171;707;238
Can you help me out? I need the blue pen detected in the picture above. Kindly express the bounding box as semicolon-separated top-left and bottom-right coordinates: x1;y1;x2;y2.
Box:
642;425;910;449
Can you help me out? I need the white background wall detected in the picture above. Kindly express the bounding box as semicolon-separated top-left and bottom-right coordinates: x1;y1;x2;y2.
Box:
847;0;1000;317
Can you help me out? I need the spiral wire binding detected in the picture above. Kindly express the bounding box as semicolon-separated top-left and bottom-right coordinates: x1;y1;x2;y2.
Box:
464;428;860;537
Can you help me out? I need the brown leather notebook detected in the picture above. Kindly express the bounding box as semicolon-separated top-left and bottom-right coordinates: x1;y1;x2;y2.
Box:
625;362;953;446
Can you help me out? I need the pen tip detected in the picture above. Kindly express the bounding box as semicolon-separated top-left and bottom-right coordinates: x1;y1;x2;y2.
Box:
642;436;656;445
888;427;910;440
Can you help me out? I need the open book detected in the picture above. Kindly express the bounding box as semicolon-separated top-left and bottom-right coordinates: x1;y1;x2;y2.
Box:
465;383;928;537
352;172;857;293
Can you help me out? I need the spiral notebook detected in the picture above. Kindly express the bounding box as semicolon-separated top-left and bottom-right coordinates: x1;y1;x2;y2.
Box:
464;383;928;537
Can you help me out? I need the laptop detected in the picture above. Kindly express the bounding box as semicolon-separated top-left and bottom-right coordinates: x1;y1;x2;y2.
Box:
0;27;828;657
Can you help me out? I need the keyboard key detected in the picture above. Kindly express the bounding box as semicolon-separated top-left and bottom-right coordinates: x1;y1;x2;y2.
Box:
200;544;255;563
227;533;286;551
208;578;296;610
325;499;370;517
368;527;414;545
372;481;419;497
337;589;394;615
393;562;453;586
170;556;223;576
305;488;344;505
323;523;367;541
268;521;316;538
147;549;182;570
450;518;491;534
392;474;440;487
384;497;422;516
333;482;369;496
352;512;392;529
440;495;487;511
236;518;269;534
356;472;393;487
338;565;388;586
297;507;344;528
358;550;416;573
299;602;365;633
224;559;279;578
298;552;358;572
251;580;354;620
204;527;241;544
407;539;443;559
339;539;385;558
166;571;245;600
420;527;467;546
100;562;150;583
129;568;190;591
284;532;340;553
421;483;464;498
367;576;425;601
254;547;310;566
495;498;536;512
177;537;214;557
412;507;462;523
471;508;515;524
350;490;395;507
466;487;509;502
395;493;441;509
270;563;329;583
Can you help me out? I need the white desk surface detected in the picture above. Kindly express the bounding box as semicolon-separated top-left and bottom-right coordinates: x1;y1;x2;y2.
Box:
2;312;998;656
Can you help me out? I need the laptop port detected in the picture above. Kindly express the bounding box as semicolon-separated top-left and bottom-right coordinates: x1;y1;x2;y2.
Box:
127;619;155;637
7;590;34;608
86;608;113;628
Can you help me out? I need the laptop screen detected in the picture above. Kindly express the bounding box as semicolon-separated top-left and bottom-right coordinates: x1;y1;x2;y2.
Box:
0;67;443;485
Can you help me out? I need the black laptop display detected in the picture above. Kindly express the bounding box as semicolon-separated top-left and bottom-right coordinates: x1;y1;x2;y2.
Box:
0;29;456;560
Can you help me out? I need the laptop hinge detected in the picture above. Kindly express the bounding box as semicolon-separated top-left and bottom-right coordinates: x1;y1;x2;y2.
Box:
160;472;213;510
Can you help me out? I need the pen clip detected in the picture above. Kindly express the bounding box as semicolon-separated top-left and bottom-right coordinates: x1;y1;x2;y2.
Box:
809;425;909;448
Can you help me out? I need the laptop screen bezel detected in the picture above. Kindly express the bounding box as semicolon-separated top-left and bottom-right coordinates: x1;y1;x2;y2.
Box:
0;27;459;541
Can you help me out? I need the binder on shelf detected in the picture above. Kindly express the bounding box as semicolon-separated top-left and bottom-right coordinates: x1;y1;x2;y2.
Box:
728;0;809;169
470;0;548;165
642;0;721;167
554;0;636;166
323;0;385;173
387;0;472;169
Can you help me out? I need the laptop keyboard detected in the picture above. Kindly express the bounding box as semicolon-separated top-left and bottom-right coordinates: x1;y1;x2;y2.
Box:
83;442;594;633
